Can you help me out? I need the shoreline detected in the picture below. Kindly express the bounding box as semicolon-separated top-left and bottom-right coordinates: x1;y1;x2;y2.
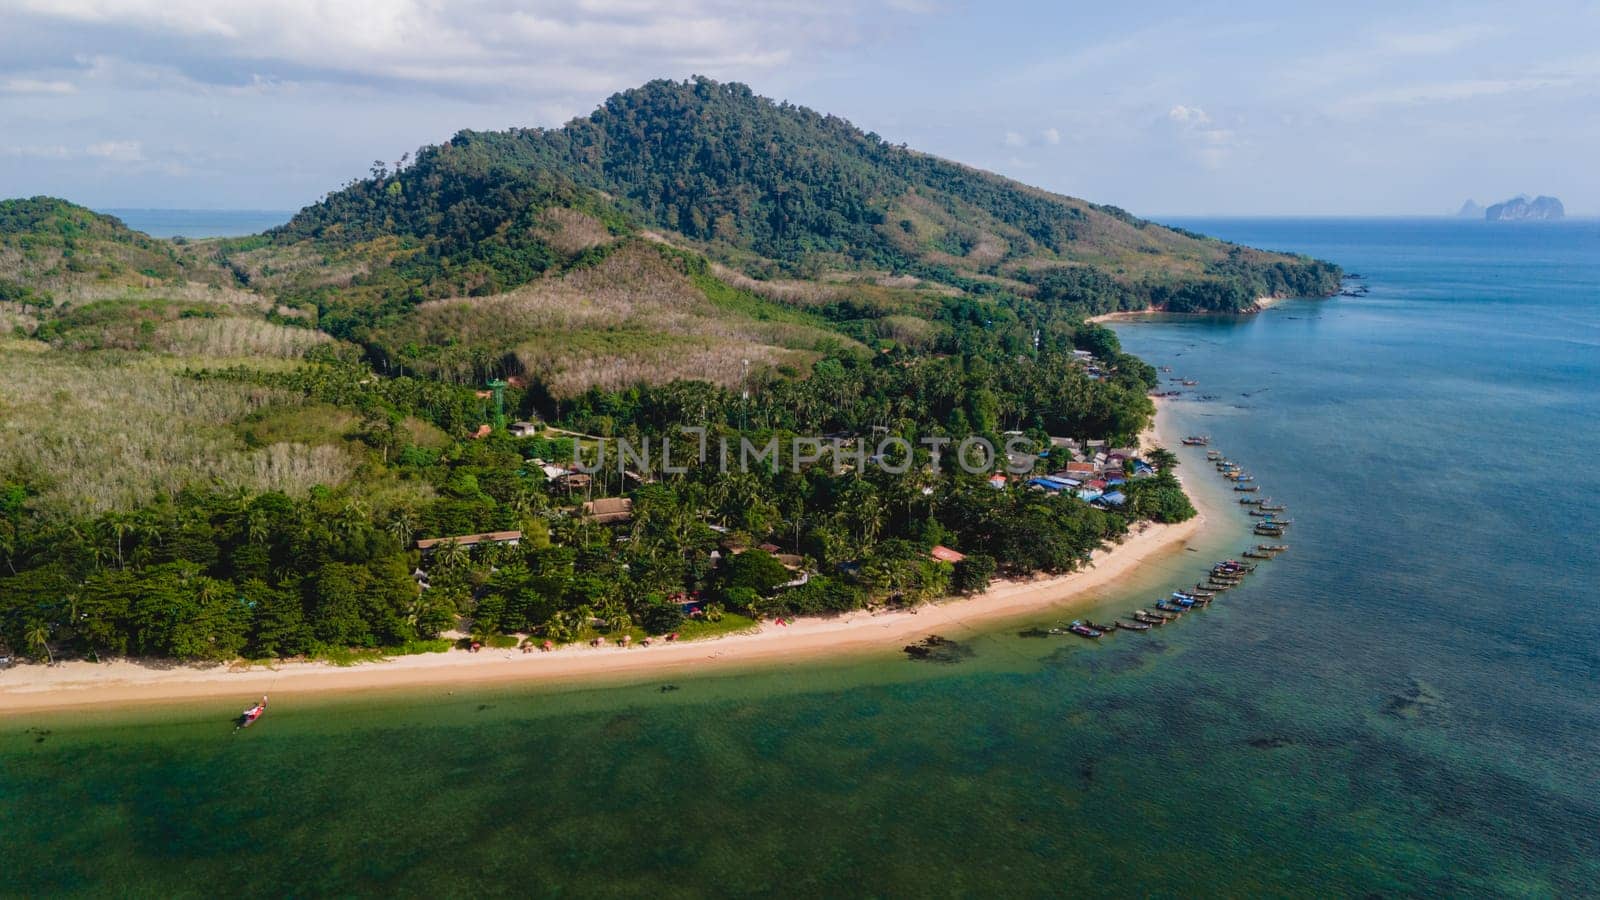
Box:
0;404;1213;716
1087;295;1281;324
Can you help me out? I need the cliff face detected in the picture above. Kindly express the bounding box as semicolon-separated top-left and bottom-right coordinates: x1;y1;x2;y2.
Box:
1485;195;1565;221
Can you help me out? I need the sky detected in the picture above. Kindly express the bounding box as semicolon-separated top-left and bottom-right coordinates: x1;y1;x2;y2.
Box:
1;0;1596;216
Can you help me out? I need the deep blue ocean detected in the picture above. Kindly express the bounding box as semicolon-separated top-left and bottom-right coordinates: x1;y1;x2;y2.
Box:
2;218;1596;896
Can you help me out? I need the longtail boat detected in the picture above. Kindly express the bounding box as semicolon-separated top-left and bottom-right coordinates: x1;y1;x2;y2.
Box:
1234;484;1260;492
1181;435;1210;446
1118;618;1152;631
1243;550;1272;559
235;695;268;731
1067;621;1102;639
1258;544;1289;553
1259;503;1286;512
1240;497;1265;506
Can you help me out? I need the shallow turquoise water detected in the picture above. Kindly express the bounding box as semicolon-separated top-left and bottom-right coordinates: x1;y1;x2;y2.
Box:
3;219;1597;896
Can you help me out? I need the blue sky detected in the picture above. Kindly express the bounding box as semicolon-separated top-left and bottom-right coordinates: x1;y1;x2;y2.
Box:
1;0;1595;215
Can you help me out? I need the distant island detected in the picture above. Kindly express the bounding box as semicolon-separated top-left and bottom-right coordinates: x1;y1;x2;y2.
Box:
1458;195;1566;222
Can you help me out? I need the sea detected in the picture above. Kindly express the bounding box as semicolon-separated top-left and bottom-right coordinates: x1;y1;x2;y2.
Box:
3;218;1597;896
99;208;294;238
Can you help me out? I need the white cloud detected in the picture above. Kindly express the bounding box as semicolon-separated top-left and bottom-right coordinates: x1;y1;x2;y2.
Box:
1166;104;1237;169
1332;77;1575;115
1;78;78;95
86;139;144;162
5;0;897;91
1371;24;1497;57
1002;130;1025;147
1042;127;1060;145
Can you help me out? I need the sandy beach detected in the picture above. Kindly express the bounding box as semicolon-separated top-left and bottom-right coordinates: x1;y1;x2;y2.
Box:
0;404;1212;715
1087;296;1281;324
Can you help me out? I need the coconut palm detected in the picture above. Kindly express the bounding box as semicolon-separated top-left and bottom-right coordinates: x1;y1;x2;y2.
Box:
25;622;53;665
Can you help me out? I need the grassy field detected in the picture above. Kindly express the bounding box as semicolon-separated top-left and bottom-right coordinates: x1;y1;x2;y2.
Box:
0;340;360;519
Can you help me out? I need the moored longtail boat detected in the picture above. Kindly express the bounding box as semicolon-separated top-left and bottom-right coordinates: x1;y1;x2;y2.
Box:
1235;484;1260;492
1118;618;1152;631
1067;620;1103;639
1258;544;1289;553
1243;550;1272;560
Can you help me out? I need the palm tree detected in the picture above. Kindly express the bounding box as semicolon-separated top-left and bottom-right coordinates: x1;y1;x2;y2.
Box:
26;622;53;665
385;507;418;549
436;539;470;574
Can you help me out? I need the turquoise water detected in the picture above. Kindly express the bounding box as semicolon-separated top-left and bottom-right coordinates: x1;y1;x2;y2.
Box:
100;208;292;238
3;219;1598;896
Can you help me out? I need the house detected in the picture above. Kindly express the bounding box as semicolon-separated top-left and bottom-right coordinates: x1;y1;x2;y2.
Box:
1111;446;1139;460
1085;479;1107;491
1077;488;1103;503
1064;461;1096;479
508;421;540;438
930;545;967;563
1030;475;1080;493
1006;451;1039;472
581;497;633;524
1104;473;1126;486
538;462;591;491
1100;490;1127;506
987;473;1008;489
415;530;523;552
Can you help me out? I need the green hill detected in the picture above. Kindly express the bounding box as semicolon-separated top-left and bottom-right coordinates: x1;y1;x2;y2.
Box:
273;77;1339;323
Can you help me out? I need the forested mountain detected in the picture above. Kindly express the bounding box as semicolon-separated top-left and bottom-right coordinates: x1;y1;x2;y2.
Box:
275;77;1338;318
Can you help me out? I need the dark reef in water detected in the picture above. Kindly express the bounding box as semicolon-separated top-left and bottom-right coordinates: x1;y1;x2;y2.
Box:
903;635;974;664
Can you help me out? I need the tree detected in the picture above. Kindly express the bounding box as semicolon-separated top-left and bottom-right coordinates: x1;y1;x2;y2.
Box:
952;553;997;594
25;621;52;664
723;549;789;596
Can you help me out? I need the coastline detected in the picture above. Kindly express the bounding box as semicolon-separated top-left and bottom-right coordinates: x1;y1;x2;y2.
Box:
0;403;1212;716
1087;296;1281;324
